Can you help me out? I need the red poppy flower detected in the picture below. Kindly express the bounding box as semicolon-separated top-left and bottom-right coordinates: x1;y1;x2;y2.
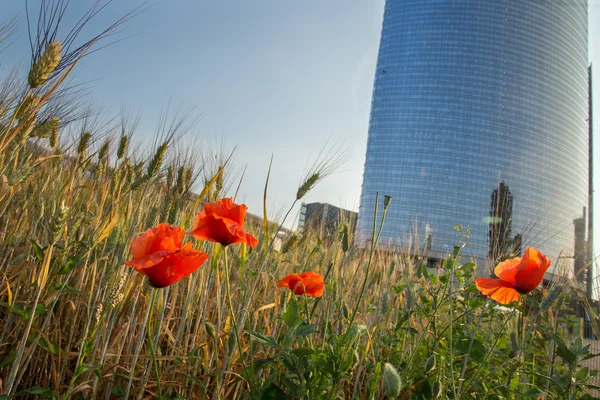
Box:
276;272;325;298
475;247;551;304
125;223;209;288
191;197;259;247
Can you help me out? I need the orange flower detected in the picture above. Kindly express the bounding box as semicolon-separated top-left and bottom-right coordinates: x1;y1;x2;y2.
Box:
125;223;209;288
475;247;551;305
276;272;325;298
191;197;259;247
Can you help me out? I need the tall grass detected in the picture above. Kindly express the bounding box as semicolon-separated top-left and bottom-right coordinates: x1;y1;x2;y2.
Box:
1;2;599;399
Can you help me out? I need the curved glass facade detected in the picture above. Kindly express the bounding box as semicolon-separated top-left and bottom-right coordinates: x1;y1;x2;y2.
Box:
358;0;589;263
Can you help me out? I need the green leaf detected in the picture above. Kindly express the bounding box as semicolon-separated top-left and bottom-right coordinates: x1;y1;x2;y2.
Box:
0;349;17;368
73;363;97;381
522;388;547;397
253;357;275;372
551;374;568;390
291;347;313;357
28;335;62;355
556;343;577;364
31;239;45;262
248;332;279;349
50;283;81;295
111;386;126;398
459;338;486;363
282;299;301;329
295;323;317;338
260;382;287;400
1;302;46;321
367;362;382;400
57;255;79;275
575;367;589;382
459;262;476;271
14;386;57;400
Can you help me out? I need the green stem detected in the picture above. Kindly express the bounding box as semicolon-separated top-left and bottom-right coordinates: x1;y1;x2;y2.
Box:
347;193;389;330
462;307;517;395
223;247;253;392
147;288;162;398
457;298;488;396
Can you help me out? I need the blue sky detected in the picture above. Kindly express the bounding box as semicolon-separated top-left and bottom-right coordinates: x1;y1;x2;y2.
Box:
1;1;599;251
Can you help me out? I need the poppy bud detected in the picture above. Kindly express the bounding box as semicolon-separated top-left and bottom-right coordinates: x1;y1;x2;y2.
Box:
205;321;217;341
342;300;350;320
425;355;436;373
383;362;402;398
432;381;442;398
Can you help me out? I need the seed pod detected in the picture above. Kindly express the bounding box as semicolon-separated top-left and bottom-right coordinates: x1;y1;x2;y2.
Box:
166;165;174;188
383;195;392;209
98;139;110;161
77;131;92;156
94;302;104;324
510;332;519;356
110;167;122;192
49;124;59;147
382;292;389;315
215;170;224;194
117;135;129;160
296;172;319;200
184;168;193;192
405;285;414;311
51;202;69;244
540;285;562;312
93;160;106;180
167;197;181;225
15;95;40;120
175;166;186;194
28;41;62;88
108;272;127;308
146;141;168;180
383;362;402;398
31;117;59;139
16;117;37;146
281;234;298;254
340;224;350;252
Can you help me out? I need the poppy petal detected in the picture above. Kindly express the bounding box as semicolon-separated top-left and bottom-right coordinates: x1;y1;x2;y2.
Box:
142;247;209;288
125;250;171;270
493;257;520;284
191;199;258;247
475;278;520;304
488;286;521;305
514;247;552;293
245;232;259;248
277;272;324;298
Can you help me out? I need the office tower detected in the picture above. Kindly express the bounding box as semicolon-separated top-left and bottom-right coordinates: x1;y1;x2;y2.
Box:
357;1;590;265
299;202;358;238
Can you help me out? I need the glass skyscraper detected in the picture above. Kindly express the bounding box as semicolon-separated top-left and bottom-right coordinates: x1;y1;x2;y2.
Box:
357;1;590;265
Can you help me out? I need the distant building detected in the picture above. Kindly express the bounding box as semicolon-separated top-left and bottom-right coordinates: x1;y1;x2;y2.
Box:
357;0;590;268
298;202;357;238
488;182;522;262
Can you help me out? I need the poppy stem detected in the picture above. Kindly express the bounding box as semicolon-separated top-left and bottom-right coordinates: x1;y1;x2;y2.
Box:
147;288;162;398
